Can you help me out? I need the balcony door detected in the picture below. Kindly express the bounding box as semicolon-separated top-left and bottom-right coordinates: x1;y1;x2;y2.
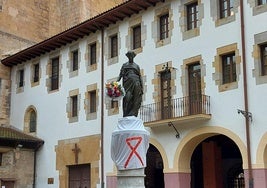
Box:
188;63;201;115
160;69;172;119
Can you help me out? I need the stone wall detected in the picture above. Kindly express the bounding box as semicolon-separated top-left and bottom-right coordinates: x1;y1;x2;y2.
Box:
0;149;35;188
0;64;10;125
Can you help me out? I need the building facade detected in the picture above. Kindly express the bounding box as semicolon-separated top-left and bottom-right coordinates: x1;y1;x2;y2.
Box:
1;0;267;188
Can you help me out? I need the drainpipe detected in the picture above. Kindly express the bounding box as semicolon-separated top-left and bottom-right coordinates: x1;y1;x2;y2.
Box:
100;28;105;188
240;1;253;187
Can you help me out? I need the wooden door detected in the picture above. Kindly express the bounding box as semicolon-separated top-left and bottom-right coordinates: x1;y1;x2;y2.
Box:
69;164;90;188
160;69;172;119
188;63;201;115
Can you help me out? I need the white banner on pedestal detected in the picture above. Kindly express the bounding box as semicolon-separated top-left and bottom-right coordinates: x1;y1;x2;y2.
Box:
111;116;150;170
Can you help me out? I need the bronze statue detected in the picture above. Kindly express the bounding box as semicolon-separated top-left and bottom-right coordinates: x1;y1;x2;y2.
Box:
117;51;143;117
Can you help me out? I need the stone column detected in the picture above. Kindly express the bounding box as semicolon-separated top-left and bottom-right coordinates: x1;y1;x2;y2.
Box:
111;116;150;188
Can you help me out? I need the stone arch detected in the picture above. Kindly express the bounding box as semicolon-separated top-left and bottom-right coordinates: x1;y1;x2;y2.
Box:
24;105;37;134
173;126;247;173
256;132;267;168
149;137;170;171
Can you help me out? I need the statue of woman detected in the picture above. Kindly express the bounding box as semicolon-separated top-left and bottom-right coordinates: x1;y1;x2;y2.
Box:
117;51;143;117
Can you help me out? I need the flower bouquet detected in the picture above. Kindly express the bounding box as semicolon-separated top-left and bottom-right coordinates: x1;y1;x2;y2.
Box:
105;81;125;100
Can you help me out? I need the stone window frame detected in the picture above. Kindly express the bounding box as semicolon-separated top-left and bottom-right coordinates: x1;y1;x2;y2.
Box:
180;55;206;97
16;64;25;93
105;26;121;66
24;105;37;135
248;0;267;16
46;52;62;93
67;44;80;78
213;43;241;92
126;15;146;54
252;31;267;85
67;89;80;123
85;35;100;72
85;83;98;120
179;0;204;40
31;60;41;87
210;0;239;27
152;4;174;48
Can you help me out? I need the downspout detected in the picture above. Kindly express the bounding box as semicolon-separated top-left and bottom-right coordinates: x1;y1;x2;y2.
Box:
239;1;253;187
100;28;105;188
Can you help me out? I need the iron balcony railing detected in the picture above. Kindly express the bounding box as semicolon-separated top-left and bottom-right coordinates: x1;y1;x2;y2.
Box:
139;95;210;123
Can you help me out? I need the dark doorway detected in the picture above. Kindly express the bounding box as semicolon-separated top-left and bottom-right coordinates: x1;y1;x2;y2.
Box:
1;181;15;188
69;164;90;188
145;144;164;188
190;135;244;188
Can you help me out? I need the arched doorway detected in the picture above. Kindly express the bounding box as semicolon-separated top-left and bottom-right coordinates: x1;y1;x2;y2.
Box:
145;144;164;188
191;135;244;188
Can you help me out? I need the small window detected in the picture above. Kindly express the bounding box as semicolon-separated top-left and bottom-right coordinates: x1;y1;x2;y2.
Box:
33;63;39;82
110;35;118;58
133;25;141;49
159;14;169;40
222;53;236;84
71;95;78;117
72;50;79;71
258;0;267;5
89;90;96;113
0;153;2;166
260;44;267;75
90;43;97;65
187;2;198;30
219;0;234;18
18;69;24;87
51;57;59;90
29;111;37;132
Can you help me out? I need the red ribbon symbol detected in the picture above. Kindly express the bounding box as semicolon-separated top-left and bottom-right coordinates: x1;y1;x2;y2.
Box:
124;136;144;168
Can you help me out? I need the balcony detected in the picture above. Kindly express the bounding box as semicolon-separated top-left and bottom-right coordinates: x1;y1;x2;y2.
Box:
139;95;211;127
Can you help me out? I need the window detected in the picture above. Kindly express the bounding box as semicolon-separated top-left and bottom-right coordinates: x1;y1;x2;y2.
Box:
33;63;39;82
29;111;37;132
71;95;78;117
133;25;141;49
90;43;97;65
110;35;118;58
261;44;267;75
72;50;78;71
159;14;169;40
219;0;234;18
51;57;59;90
258;0;267;5
0;153;2;166
89;90;96;113
18;69;24;87
187;2;198;30
222;53;236;84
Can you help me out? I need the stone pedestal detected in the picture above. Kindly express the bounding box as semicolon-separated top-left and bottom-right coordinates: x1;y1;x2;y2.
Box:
111;116;149;188
117;168;145;188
